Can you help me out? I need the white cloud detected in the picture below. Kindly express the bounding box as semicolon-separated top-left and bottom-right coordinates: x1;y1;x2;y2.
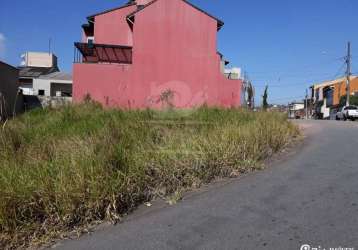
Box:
0;33;5;59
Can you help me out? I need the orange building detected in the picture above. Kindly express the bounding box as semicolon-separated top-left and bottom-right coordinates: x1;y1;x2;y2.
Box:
311;76;358;119
332;77;358;105
312;76;358;107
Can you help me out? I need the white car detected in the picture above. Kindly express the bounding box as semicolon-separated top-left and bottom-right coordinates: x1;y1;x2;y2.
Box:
336;106;358;121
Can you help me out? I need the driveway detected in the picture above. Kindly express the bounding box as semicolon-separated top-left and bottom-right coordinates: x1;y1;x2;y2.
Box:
55;120;358;250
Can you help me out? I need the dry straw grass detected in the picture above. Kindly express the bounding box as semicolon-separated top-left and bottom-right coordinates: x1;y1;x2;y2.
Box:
0;103;299;249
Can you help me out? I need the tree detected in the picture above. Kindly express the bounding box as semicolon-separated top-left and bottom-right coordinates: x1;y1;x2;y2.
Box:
262;85;269;110
339;95;358;107
246;81;255;109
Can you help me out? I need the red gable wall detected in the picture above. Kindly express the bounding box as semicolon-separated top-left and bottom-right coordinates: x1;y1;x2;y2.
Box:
130;0;222;107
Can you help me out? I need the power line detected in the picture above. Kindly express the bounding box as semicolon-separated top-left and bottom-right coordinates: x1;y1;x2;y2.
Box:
255;82;309;88
250;72;336;81
253;77;331;87
247;55;349;90
249;48;355;105
254;76;343;88
252;60;350;89
251;61;349;87
269;96;305;102
246;56;345;76
331;61;347;80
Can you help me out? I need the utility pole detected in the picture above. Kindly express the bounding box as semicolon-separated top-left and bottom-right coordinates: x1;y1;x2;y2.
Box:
251;82;255;109
49;38;51;55
305;89;308;119
243;71;248;108
346;42;351;106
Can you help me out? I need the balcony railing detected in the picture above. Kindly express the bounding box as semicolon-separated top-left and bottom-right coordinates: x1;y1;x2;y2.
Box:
74;42;132;64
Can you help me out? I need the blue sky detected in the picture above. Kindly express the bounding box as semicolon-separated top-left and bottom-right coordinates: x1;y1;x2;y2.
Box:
0;0;357;104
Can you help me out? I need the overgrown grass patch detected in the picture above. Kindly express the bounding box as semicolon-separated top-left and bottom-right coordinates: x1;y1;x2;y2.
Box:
0;103;299;249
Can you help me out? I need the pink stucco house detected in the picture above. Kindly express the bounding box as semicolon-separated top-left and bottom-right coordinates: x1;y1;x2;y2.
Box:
73;0;243;108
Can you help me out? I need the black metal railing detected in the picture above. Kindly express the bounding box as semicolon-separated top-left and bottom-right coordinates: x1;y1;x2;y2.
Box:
74;42;133;64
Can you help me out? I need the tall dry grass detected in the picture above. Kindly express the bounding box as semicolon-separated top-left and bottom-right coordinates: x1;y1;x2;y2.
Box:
0;103;299;249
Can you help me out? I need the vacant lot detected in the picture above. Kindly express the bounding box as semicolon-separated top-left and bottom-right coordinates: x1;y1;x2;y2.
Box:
0;103;299;249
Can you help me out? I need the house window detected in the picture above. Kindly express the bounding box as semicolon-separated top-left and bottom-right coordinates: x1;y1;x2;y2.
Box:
50;83;72;97
38;90;45;96
87;37;94;44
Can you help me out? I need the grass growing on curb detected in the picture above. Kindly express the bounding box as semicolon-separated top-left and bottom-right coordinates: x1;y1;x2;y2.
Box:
0;103;299;249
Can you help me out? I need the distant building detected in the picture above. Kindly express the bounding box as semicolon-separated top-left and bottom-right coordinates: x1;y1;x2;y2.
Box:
33;72;72;98
19;52;59;95
224;68;241;80
18;52;72;97
218;51;230;75
268;104;288;113
288;102;305;119
310;76;358;119
20;52;58;68
0;61;23;120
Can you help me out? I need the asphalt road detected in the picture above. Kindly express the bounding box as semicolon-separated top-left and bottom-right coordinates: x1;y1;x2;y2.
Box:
55;120;358;250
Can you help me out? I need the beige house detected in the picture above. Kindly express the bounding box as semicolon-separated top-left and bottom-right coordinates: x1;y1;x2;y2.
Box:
18;52;72;98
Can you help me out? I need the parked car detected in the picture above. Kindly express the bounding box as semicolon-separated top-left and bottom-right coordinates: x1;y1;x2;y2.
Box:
294;110;305;119
336;105;358;121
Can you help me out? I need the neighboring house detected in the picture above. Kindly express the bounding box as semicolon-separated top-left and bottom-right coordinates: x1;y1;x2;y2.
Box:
73;0;242;109
18;52;73;97
224;68;241;80
34;72;73;97
268;104;287;113
0;61;23;120
19;52;59;95
217;51;230;75
288;102;305;119
310;76;358;119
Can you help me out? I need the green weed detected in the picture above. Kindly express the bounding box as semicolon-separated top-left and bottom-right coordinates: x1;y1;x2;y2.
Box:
0;103;299;249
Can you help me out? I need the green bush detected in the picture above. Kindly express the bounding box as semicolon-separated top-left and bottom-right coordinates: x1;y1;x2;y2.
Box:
339;95;358;107
0;103;299;248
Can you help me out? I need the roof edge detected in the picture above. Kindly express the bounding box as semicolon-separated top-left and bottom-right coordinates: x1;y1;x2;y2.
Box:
182;0;224;29
0;61;18;71
312;75;358;88
126;0;224;29
87;2;136;20
127;0;158;19
38;71;73;80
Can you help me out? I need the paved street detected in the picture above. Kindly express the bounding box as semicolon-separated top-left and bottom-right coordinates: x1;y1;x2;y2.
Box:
55;120;358;250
